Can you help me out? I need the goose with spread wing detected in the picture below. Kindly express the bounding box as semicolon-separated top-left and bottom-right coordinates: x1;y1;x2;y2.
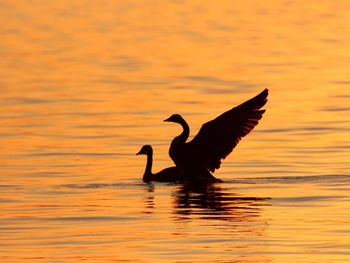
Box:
137;145;183;183
164;89;268;181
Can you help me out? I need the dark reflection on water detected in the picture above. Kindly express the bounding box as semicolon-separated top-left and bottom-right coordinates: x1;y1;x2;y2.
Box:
172;183;270;222
144;183;155;211
321;107;350;112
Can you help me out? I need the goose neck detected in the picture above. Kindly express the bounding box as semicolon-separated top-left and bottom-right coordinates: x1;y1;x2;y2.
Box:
143;151;153;181
178;119;190;142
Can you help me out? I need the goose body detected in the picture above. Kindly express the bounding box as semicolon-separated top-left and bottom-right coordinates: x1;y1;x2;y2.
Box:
137;145;182;183
164;89;268;181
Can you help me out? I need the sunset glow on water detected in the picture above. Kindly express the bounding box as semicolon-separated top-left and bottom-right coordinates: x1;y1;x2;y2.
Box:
0;1;350;262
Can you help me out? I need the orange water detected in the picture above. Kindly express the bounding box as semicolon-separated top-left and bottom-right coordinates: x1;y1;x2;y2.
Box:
0;1;350;262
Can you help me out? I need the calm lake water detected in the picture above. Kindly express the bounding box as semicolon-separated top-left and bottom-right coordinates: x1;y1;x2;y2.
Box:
1;1;350;262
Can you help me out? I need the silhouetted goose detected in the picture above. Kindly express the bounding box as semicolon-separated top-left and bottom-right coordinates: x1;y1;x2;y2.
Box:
137;145;182;183
164;89;268;180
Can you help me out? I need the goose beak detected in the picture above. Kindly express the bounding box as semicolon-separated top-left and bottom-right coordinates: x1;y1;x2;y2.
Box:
136;150;142;155
164;117;171;122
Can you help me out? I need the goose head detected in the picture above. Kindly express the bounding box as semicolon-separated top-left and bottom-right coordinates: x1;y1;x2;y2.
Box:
164;114;184;124
136;145;153;155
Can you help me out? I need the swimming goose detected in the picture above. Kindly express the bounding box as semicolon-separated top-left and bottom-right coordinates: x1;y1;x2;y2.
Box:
164;89;268;180
137;145;182;183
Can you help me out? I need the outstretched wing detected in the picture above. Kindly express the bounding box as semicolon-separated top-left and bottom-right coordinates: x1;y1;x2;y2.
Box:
188;89;268;172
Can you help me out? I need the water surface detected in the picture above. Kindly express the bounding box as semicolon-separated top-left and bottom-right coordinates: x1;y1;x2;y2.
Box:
1;1;350;262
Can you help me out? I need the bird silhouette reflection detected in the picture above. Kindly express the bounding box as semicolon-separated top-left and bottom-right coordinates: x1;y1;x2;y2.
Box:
172;183;270;222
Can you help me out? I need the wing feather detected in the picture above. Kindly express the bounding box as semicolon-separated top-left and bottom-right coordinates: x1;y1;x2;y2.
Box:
188;89;268;172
